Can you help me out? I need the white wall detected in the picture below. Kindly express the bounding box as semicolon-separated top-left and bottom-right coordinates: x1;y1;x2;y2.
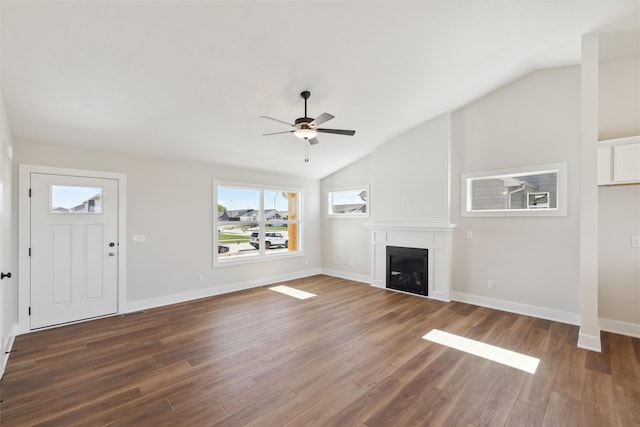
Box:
451;67;582;323
320;113;452;280
13;140;322;309
321;155;372;282
598;30;640;141
371;113;451;223
322;69;583;325
599;58;640;140
598;36;640;336
599;186;640;330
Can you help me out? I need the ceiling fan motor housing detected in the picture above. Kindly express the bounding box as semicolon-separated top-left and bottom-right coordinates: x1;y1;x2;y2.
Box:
295;117;314;128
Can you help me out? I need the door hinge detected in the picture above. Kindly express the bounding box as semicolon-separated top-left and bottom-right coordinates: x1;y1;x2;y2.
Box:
28;248;31;257
28;188;32;197
28;307;31;316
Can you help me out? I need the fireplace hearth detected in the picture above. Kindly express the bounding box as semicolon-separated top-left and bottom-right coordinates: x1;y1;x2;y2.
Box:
386;246;428;296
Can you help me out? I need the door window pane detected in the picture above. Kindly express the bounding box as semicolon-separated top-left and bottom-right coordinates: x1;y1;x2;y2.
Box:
51;185;103;214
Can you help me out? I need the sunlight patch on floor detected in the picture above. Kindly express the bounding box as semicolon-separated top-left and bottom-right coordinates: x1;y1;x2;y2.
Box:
269;285;316;300
422;329;540;374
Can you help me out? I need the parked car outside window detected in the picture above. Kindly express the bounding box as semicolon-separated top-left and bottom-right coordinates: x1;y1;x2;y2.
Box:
250;232;288;249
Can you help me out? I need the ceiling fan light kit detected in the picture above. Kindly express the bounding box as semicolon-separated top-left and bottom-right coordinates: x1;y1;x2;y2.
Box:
293;128;318;140
261;90;356;162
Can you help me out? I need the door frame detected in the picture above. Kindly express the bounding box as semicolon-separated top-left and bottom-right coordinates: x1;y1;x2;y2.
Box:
18;164;127;333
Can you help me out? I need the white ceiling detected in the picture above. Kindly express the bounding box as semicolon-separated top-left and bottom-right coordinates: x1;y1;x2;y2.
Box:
1;1;638;179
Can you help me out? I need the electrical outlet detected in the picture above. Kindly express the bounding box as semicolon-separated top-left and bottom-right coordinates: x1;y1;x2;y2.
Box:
197;274;204;282
467;231;473;240
632;236;640;248
487;280;495;289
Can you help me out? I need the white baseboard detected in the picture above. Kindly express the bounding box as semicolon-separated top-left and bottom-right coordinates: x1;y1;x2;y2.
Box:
599;317;640;339
578;329;602;352
451;291;580;326
1;324;18;379
123;268;322;313
321;268;371;284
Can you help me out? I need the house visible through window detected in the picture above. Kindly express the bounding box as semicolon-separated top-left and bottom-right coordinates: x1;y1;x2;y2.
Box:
327;186;369;217
51;185;103;214
215;183;301;264
461;163;567;217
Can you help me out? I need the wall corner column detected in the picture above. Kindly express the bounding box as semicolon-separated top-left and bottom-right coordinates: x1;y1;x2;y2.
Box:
578;33;601;352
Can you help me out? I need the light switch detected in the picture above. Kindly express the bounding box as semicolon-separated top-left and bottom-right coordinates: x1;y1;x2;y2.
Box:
467;231;473;240
132;234;146;243
632;236;640;248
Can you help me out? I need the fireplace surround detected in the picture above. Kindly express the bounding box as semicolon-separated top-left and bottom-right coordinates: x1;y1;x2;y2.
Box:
365;222;456;301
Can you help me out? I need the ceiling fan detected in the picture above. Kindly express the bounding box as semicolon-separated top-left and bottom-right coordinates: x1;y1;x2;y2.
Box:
261;91;356;162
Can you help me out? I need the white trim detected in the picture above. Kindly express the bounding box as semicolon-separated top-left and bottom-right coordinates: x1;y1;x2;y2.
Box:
123;268;321;313
599;318;640;339
598;135;640;146
0;324;17;379
321;268;371;284
461;162;568;217
364;222;456;231
18;164;127;334
578;329;602;352
452;291;580;326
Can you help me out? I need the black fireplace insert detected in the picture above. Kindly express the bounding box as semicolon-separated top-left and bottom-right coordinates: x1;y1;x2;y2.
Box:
386;246;428;296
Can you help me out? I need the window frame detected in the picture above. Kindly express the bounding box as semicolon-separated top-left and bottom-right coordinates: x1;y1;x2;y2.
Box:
214;181;303;267
461;162;567;217
326;185;370;218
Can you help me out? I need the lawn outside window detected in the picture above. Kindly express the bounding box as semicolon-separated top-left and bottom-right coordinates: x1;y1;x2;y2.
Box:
214;182;302;266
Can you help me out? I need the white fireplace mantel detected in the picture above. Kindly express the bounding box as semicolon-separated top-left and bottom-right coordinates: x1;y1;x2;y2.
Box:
364;222;457;302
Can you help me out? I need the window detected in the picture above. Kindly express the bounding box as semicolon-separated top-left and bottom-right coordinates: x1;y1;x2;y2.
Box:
327;186;369;217
461;163;567;217
215;183;301;264
51;185;103;214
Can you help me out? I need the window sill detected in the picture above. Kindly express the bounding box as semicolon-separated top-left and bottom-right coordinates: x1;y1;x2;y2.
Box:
214;250;304;268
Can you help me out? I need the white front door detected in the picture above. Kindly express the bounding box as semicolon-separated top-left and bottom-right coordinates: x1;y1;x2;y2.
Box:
30;173;119;329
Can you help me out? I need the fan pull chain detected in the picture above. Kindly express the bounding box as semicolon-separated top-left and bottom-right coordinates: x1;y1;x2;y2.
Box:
304;141;310;163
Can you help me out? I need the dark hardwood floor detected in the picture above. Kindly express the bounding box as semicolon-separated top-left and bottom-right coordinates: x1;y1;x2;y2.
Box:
1;275;639;426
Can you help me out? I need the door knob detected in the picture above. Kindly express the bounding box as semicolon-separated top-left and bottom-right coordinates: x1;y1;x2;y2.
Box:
0;272;12;280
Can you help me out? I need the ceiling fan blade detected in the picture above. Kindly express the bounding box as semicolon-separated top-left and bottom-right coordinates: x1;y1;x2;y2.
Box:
260;116;294;127
309;137;320;145
263;130;295;136
317;128;356;136
310;113;334;127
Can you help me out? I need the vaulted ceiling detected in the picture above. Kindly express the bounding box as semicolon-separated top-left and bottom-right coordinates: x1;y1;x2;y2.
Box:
1;1;638;179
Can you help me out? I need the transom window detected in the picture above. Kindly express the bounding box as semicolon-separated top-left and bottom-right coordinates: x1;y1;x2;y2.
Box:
327;186;369;217
215;183;301;265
